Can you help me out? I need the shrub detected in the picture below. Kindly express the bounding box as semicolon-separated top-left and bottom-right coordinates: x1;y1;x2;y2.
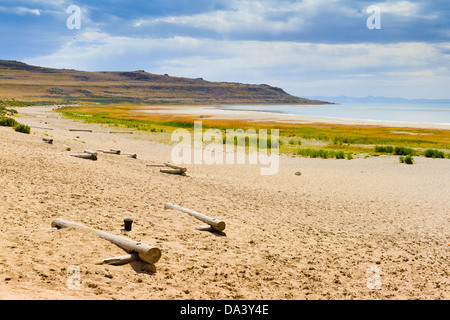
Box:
335;151;345;159
375;145;394;153
0;117;17;127
15;124;30;134
394;146;415;156
424;149;444;158
400;155;414;164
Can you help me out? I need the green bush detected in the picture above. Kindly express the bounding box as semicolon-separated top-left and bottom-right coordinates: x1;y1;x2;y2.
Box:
424;149;444;158
394;146;415;156
375;145;394;153
0;117;17;127
400;155;414;164
15;124;31;134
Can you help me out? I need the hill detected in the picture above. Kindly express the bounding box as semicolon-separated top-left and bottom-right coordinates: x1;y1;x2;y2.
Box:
0;60;328;105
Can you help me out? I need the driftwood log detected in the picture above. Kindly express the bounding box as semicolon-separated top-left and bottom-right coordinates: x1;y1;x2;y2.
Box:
164;203;226;232
98;149;121;155
51;218;162;264
100;253;140;265
70;153;97;160
160;168;186;175
31;126;53;130
42;138;53;144
69;129;93;132
164;162;187;173
123;153;137;159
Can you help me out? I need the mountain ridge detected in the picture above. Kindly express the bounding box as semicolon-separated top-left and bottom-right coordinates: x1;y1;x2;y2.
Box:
0;60;330;106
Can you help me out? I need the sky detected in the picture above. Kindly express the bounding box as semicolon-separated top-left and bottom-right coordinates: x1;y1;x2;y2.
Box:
1;0;450;99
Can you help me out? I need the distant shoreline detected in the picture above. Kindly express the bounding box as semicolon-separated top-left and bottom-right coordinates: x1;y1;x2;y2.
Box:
137;105;450;130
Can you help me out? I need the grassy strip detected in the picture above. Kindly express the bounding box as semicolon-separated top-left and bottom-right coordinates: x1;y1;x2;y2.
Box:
56;104;450;159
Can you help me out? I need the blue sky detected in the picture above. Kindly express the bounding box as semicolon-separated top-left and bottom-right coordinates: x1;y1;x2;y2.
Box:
1;0;450;99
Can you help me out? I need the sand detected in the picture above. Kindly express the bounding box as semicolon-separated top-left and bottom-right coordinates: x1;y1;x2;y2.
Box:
0;106;449;300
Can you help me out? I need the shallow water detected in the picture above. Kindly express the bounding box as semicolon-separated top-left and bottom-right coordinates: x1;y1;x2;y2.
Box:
220;102;450;125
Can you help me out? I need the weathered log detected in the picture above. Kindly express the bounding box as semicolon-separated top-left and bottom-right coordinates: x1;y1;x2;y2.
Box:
70;153;97;161
31;126;53;130
123;153;137;159
110;131;133;134
69;129;92;132
101;253;139;265
160;168;186;175
84;149;98;157
98;149;121;155
51;218;162;264
42;138;53;144
164;203;226;232
164;162;187;173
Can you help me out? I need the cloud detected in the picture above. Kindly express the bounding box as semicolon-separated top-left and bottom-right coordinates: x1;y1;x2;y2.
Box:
24;28;450;98
0;5;41;16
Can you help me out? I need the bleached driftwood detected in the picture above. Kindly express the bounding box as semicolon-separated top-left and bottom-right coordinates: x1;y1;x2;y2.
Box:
70;153;97;160
122;153;137;159
42;138;53;144
164;162;187;173
110;131;133;134
160;168;186;175
100;253;139;265
31;126;53;130
164;203;226;232
51;218;162;264
84;149;98;156
98;149;121;155
69;129;93;132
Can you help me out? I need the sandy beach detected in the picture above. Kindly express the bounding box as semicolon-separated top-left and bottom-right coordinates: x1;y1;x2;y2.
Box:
0;105;449;300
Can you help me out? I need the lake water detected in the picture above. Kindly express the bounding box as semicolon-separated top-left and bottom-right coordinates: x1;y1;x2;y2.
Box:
220;102;450;125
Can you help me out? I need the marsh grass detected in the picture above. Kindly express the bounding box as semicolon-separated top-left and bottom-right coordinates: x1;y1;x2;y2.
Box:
294;148;350;159
424;149;445;158
56;104;450;159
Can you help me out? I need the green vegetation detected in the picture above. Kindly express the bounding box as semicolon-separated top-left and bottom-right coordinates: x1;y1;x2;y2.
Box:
375;145;394;153
15;123;30;134
55;104;450;161
0;116;17;127
294;148;351;160
399;155;414;165
0;101;31;134
424;149;445;159
394;146;415;156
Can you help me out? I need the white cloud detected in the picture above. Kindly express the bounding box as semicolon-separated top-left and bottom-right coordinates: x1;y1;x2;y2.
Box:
132;0;348;35
23;29;450;98
0;5;41;15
